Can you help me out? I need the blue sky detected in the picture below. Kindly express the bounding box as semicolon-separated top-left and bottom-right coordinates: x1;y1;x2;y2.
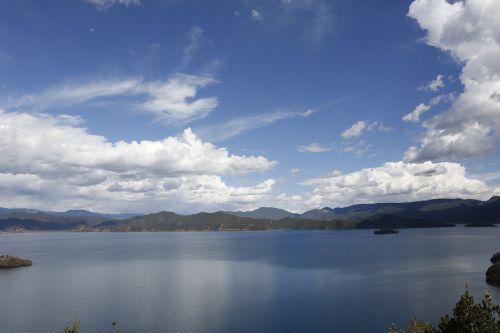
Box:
1;0;500;213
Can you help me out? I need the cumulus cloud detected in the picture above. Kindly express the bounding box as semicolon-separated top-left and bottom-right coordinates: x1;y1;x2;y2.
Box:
340;120;390;139
302;161;498;208
0;109;276;213
406;0;500;162
7;73;218;124
84;0;141;10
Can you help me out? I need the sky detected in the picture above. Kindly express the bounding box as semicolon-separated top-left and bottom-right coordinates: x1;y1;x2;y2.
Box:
1;0;500;214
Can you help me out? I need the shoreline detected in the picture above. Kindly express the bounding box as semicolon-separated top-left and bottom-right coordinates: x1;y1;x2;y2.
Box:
0;225;480;235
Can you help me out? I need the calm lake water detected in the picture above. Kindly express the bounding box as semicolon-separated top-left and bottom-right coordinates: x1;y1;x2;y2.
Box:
1;228;499;333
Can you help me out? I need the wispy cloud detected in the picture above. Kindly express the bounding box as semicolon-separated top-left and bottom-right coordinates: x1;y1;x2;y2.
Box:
84;0;141;10
181;26;205;68
297;142;333;153
142;74;218;123
278;0;336;46
418;74;445;92
196;110;304;142
340;120;390;139
402;94;452;123
297;140;373;157
251;9;263;21
195;97;351;142
6;73;219;124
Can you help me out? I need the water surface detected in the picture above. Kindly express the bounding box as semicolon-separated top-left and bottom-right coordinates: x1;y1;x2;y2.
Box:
1;228;499;332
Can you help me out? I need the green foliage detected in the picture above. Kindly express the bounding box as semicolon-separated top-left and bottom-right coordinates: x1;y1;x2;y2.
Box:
61;320;121;333
389;319;437;333
439;290;500;333
492;253;500;264
488;252;500;287
61;319;79;333
487;264;500;286
389;290;500;333
110;321;120;333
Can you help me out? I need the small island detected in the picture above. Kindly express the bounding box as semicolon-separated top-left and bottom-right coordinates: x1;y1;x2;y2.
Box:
465;222;497;227
486;252;500;287
374;228;399;235
0;255;32;268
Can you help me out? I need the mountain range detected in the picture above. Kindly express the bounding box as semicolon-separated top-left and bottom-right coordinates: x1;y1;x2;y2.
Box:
1;197;499;232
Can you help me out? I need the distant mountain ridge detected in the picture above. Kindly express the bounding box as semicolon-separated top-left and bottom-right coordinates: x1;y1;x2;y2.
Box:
226;198;490;222
93;211;357;232
1;197;500;232
0;208;141;230
227;207;298;220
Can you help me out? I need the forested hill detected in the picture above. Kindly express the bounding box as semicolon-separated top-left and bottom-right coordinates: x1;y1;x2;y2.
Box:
1;196;500;232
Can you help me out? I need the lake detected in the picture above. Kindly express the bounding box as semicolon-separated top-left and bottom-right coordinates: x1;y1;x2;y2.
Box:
1;228;499;332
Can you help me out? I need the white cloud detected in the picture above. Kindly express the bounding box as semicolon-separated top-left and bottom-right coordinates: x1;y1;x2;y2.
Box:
289;168;301;176
403;94;452;123
341;140;373;157
403;103;431;123
419;74;445;92
181;26;204;68
7;73;219;124
0;109;276;213
406;0;500;162
302;161;498;208
297;143;333;153
85;0;141;10
341;121;366;139
142;74;218;123
340;120;390;139
297;140;373;157
251;9;263;21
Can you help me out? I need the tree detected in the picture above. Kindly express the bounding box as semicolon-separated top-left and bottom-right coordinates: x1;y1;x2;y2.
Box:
390;290;500;333
61;319;79;333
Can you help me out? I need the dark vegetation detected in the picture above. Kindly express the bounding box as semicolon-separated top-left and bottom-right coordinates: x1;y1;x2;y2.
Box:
487;252;500;287
92;212;357;232
357;215;455;229
62;320;120;333
374;227;399;234
389;289;500;333
465;222;497;227
2;196;500;232
0;255;32;268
